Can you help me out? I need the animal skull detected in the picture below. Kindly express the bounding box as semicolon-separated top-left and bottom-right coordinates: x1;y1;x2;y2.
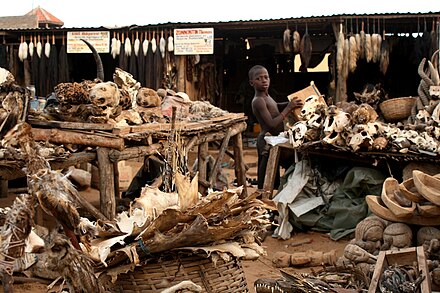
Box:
289;122;308;148
89;81;120;108
136;88;161;108
349;125;373;151
306;113;324;129
300;95;323;121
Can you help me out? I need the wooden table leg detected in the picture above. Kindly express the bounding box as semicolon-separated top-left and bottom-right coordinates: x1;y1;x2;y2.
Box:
233;132;247;198
209;128;232;189
97;147;116;220
263;145;281;199
198;142;208;194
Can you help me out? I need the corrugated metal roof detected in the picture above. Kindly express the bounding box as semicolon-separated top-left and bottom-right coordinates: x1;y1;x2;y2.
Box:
0;15;38;29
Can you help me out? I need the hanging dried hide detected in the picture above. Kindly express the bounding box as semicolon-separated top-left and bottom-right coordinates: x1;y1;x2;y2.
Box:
359;28;366;59
299;33;312;72
283;27;291;53
355;33;361;58
124;36;131;57
111;35;118;59
168;34;174;52
336;30;345;76
342;38;350;81
380;39;390;75
365;34;372;63
349;35;358;73
293;30;301;54
28;38;34;58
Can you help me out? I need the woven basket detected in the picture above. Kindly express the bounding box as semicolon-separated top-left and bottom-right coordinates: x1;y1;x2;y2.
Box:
379;97;416;122
111;252;249;292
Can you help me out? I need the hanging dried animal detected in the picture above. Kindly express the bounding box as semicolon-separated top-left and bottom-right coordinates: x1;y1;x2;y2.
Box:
349;35;358;73
36;35;42;58
124;34;131;57
151;32;157;53
111;33;118;59
142;32;149;56
168;31;174;52
359;21;366;59
159;31;166;58
293;30;300;54
365;33;372;63
28;36;34;58
299;25;312;72
336;24;345;77
379;37;390;75
283;26;291;53
44;36;51;59
134;32;140;57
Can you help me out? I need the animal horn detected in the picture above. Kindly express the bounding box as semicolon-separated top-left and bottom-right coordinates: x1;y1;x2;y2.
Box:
81;39;104;81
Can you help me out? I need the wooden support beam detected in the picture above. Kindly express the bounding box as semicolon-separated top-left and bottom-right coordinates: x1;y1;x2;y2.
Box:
32;128;125;150
233;132;247;198
263;145;281;199
209;128;232;189
108;143;163;162
97;147;116;220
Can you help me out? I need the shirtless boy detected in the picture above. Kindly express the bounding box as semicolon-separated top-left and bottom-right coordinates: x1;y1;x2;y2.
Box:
250;65;303;189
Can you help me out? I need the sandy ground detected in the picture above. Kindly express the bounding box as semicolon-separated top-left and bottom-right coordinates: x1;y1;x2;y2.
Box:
1;146;350;292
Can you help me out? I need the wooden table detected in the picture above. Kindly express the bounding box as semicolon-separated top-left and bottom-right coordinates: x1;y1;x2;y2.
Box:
0;113;248;220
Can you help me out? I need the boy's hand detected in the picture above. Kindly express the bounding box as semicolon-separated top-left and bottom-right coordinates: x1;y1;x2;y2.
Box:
287;97;304;111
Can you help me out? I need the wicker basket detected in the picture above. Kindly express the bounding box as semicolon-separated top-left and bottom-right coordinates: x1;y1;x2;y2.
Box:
379;97;416;122
110;252;249;292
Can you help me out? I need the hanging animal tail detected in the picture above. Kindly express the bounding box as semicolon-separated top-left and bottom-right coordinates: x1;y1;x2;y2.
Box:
81;39;104;81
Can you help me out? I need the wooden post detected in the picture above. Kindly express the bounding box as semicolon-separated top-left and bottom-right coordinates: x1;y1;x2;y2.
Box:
198;142;208;193
113;162;120;199
97;147;116;220
263;145;281;199
233;132;247;198
209;128;231;189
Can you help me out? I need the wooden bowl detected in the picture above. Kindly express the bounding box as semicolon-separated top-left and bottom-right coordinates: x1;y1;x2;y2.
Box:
381;177;415;218
399;178;425;203
413;170;440;206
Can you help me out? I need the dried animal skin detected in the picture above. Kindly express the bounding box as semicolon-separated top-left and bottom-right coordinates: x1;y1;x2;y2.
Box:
365;34;372;63
380;39;390;75
151;36;157;53
283;28;291;52
359;29;366;59
349;35;358;73
342;39;350;80
336;29;345;76
355;33;361;57
36;40;42;58
142;38;149;56
299;33;312;72
28;40;34;57
168;35;174;52
111;37;118;59
175;171;199;211
159;36;166;58
22;41;28;61
293;30;300;54
44;41;51;58
133;37;140;57
124;36;131;56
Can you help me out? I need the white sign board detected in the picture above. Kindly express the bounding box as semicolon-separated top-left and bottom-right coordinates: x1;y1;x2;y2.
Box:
67;31;110;53
174;28;214;55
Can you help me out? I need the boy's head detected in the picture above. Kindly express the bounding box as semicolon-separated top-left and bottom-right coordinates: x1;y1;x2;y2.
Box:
248;65;267;81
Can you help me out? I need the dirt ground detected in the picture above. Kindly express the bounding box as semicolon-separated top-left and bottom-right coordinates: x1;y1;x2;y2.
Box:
1;146;350;292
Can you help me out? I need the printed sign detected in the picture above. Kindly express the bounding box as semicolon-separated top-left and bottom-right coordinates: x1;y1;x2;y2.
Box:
174;28;214;55
67;31;110;53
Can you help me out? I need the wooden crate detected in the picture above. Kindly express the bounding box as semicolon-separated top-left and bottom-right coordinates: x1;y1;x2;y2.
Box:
287;81;326;121
368;246;431;293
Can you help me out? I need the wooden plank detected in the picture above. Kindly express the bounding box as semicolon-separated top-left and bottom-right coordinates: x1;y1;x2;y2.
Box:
32;128;125;151
233;132;247;198
29;118;114;131
209;128;232;189
263;145;281;199
108;143;163;162
97;148;116;220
